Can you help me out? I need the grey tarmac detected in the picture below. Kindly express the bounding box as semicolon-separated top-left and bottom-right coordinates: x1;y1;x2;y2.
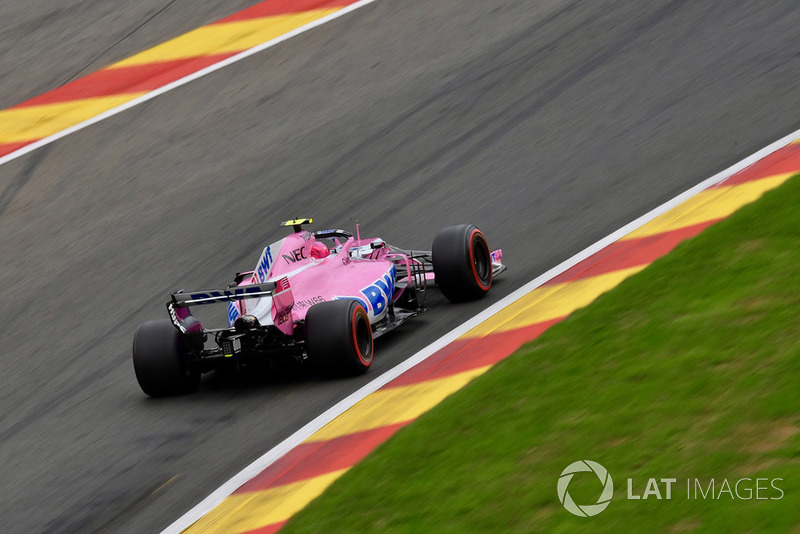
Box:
0;1;799;532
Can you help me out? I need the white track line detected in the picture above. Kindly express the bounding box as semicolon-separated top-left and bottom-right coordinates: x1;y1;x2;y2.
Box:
162;128;800;533
0;0;380;169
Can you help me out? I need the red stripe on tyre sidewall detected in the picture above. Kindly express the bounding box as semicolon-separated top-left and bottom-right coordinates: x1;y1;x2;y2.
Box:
351;305;372;366
469;228;492;291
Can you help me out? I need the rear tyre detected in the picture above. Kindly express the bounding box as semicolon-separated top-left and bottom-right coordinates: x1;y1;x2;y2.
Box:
305;300;373;376
132;319;200;397
432;224;492;302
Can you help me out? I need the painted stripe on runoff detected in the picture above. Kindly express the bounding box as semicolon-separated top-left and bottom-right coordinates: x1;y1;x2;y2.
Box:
0;0;375;165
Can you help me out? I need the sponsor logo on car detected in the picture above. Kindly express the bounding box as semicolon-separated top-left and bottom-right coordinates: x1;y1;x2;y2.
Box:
275;311;291;325
168;303;186;332
282;246;308;264
315;228;340;236
227;302;241;326
276;277;291;292
359;265;396;314
294;296;327;309
256;245;273;282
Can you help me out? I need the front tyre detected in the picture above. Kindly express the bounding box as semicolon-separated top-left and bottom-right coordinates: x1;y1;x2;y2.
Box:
432;224;492;302
132;319;200;397
305;300;373;376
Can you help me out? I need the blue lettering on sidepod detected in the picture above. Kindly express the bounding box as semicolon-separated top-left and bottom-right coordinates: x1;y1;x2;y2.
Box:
360;265;396;314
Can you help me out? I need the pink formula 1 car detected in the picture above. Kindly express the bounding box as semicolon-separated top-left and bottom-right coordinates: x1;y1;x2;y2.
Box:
132;219;505;396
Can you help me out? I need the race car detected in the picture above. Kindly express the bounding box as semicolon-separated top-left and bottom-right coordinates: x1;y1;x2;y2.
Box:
132;219;505;396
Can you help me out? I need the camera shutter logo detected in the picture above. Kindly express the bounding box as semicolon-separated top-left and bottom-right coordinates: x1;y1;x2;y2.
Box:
557;460;614;517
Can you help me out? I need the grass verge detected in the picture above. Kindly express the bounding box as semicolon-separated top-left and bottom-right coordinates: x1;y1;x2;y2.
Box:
283;175;800;533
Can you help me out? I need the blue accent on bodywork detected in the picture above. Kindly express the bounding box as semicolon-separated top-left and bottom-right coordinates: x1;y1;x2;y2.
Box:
256;246;273;282
227;302;240;326
358;265;396;313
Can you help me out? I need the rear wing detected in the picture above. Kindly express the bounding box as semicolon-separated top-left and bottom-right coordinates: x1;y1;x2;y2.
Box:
170;282;277;308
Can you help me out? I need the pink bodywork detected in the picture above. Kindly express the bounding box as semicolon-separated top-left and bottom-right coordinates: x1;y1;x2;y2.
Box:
228;231;398;335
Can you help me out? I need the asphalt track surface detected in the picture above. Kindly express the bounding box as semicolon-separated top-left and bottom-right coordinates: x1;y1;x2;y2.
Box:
1;1;800;532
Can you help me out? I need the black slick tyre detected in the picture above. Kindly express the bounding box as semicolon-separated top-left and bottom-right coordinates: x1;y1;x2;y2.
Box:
132;319;200;397
432;224;492;302
305;300;373;376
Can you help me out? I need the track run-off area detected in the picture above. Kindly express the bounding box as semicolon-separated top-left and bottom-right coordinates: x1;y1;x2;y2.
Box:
1;1;800;532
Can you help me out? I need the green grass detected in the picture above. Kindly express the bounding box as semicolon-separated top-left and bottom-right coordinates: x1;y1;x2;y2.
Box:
283;175;800;533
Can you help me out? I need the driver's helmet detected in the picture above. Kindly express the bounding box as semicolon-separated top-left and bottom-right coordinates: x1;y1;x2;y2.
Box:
310;241;330;260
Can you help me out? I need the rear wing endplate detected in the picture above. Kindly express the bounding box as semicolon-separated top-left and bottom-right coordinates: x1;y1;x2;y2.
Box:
170;282;276;308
